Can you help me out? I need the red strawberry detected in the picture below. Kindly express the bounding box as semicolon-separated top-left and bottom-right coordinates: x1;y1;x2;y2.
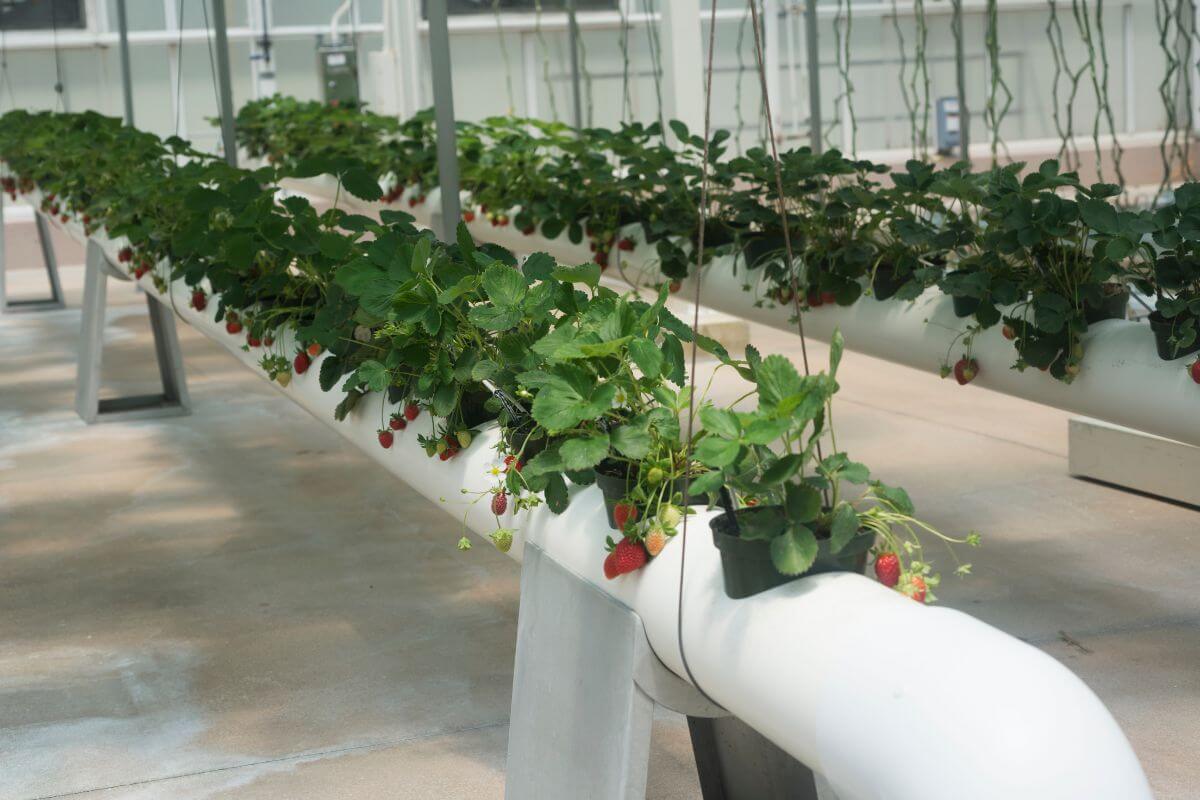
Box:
618;237;635;251
408;197;418;208
821;291;837;305
82;214;91;224
50;203;59;215
906;575;928;603
514;460;524;472
226;319;243;335
306;343;322;357
806;289;824;307
1002;324;1016;341
603;551;620;580
1191;360;1200;384
389;415;406;431
594;252;608;267
504;455;516;466
263;336;274;347
45;192;55;202
378;429;394;449
522;224;536;236
463;210;476;223
491;492;508;515
403;403;420;421
874;552;901;588
118;246;133;263
668;281;682;294
246;334;261;347
613;502;638;531
612;538;648;575
497;215;509;227
191;290;207;311
953;357;979;385
60;214;68;223
293;351;311;375
133;265;148;279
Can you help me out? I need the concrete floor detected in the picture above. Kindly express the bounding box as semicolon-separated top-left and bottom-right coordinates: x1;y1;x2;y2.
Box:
2;224;1199;799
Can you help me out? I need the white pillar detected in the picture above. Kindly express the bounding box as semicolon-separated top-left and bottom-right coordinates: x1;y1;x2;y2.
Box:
658;0;704;136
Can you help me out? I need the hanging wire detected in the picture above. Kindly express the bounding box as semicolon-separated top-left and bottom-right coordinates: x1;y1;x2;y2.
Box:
173;0;186;140
1154;0;1180;197
618;0;634;122
889;0;917;155
675;0;724;708
50;0;66;111
984;0;1014;166
641;0;666;132
734;5;750;152
532;0;561;121
491;0;517;114
1093;0;1126;187
1070;0;1108;181
911;0;931;156
200;0;232;158
577;18;595;126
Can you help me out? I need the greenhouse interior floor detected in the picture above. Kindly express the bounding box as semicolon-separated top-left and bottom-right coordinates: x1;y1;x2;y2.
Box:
2;222;1199;800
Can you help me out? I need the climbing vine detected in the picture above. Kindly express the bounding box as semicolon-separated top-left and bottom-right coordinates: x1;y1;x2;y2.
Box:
491;0;517;114
826;0;857;153
533;0;561;122
910;0;932;156
1093;0;1125;188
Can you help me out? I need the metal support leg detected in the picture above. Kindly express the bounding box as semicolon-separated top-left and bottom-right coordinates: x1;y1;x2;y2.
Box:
508;543;832;800
75;239;189;424
0;195;65;312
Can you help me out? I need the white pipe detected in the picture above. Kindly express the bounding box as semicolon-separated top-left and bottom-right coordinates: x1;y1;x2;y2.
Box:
329;0;354;45
30;189;1152;799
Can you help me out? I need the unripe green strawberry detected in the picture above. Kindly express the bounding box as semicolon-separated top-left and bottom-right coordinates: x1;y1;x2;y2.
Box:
456;430;472;448
490;528;513;553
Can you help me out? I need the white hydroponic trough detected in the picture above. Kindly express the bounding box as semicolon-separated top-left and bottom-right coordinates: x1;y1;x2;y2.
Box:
284;175;1200;451
24;184;1154;799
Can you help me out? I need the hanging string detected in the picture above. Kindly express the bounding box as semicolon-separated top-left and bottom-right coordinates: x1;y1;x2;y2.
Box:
984;0;1014;166
1093;0;1126;187
577;20;595;126
533;0;560;122
675;0;723;708
641;0;666;133
173;0;186;140
911;0;931;156
50;0;66;111
1171;0;1193;179
491;0;517;114
1154;0;1180;197
889;0;916;156
200;0;231;158
618;0;634;122
1070;0;1107;181
825;0;856;153
734;5;749;152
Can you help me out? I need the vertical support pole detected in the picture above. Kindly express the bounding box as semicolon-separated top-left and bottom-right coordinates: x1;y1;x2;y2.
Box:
0;189;7;310
659;0;705;136
211;0;239;168
952;0;970;160
427;0;461;241
164;0;189;140
566;0;583;129
115;0;135;126
34;213;64;305
805;0;822;152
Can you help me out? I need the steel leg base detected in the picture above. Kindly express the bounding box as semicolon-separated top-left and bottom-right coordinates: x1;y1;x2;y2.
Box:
0;200;65;313
74;239;189;424
507;543;836;799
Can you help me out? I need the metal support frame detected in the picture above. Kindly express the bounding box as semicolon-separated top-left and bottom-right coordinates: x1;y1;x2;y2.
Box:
428;0;461;240
0;193;65;313
507;543;837;800
75;239;189;424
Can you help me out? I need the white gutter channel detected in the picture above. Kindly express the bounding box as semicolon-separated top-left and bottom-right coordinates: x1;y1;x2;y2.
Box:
31;186;1152;798
281;175;1200;450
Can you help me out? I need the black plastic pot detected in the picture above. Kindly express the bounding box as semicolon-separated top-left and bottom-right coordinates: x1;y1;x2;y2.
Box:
1148;311;1200;361
459;387;499;428
502;419;548;461
710;506;873;600
952;295;981;318
742;234;786;270
594;459;705;530
870;264;907;301
1084;286;1130;324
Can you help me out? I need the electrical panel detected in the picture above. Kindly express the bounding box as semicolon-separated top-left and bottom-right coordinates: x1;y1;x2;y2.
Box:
316;37;360;106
